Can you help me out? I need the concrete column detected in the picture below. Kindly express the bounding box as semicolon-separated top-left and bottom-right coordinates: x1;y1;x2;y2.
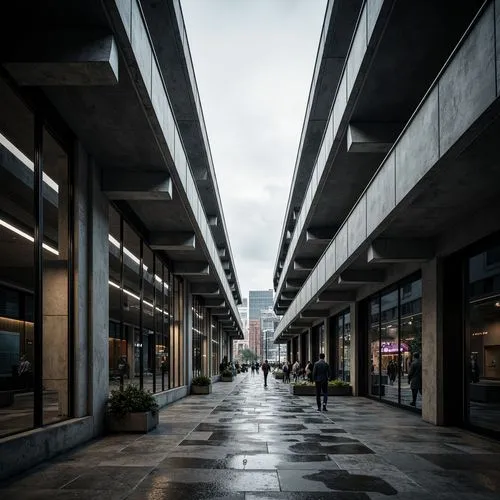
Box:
73;142;89;418
207;312;213;376
324;318;330;364
307;328;312;362
185;283;193;386
421;258;444;425
88;161;109;436
43;158;69;417
349;302;360;396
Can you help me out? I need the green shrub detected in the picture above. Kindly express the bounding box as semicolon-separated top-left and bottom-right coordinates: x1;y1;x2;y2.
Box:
328;379;350;387
221;369;233;378
192;375;212;386
108;385;158;417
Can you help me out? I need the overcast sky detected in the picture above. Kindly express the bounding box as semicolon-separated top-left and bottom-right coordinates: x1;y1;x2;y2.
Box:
181;0;327;301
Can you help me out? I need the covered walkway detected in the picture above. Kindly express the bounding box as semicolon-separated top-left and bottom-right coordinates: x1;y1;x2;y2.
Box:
1;374;499;499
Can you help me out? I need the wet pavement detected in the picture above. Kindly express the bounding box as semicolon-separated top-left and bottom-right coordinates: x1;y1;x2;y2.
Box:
1;373;500;499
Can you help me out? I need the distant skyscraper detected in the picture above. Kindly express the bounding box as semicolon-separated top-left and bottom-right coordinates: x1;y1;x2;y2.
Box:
249;290;273;320
249;290;274;357
237;298;249;340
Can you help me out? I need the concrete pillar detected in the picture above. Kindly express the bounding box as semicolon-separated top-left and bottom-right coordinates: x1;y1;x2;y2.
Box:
185;284;193;386
207;312;213;376
307;328;312;362
421;258;444;425
88;161;109;436
324;318;330;364
73;142;89;418
349;302;360;396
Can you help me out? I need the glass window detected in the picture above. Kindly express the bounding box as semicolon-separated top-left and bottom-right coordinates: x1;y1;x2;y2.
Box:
468;244;500;433
0;79;35;437
367;276;422;409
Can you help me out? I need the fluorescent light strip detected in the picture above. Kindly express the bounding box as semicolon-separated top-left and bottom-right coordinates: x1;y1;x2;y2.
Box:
0;218;59;256
0;132;59;193
108;234;169;289
108;279;170;316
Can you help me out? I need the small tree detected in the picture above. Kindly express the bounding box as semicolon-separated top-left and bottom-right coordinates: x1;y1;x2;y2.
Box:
241;348;258;363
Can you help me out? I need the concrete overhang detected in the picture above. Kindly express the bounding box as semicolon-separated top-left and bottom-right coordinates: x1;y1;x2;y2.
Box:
273;0;485;313
0;0;244;333
274;0;500;338
139;0;242;305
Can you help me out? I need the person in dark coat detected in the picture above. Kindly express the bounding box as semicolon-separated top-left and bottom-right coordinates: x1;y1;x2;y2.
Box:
408;353;422;406
312;353;330;412
262;359;270;388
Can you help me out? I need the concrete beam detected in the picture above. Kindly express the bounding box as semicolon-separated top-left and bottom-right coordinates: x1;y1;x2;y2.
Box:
285;278;305;290
338;270;385;285
277;301;290;310
150;232;195;251
211;308;231;317
292;319;313;327
204;299;226;308
193;168;208;181
217;247;226;258
279;296;293;304
225;273;232;281
221;261;230;270
281;292;297;300
300;310;330;318
293;258;317;272
317;291;356;303
207;215;218;227
102;171;172;200
190;284;220;295
286;230;292;241
306;227;337;245
173;262;209;276
4;30;119;86
367;238;434;264
347;122;402;153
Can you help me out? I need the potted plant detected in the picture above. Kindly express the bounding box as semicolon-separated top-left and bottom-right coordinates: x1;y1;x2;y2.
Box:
220;368;234;382
106;385;159;433
273;369;284;380
191;375;212;394
289;379;352;396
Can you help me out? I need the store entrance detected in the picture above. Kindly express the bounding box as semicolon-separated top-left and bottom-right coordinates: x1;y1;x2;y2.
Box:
467;242;500;435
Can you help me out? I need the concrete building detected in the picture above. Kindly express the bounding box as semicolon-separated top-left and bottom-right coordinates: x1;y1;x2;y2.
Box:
0;0;243;479
248;320;261;358
273;0;500;439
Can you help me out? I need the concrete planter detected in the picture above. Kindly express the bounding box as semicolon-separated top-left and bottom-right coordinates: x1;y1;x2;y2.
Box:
290;385;352;396
106;410;159;433
191;384;212;395
273;372;284;379
220;376;234;382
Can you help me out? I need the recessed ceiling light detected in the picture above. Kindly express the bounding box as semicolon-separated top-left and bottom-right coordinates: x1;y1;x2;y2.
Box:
496;302;500;308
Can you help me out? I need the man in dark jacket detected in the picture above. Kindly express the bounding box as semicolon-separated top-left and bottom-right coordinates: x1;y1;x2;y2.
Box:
262;359;270;388
408;353;422;406
312;353;330;412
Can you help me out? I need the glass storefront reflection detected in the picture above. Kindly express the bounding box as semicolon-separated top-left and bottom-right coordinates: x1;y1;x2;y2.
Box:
367;276;422;409
468;243;500;433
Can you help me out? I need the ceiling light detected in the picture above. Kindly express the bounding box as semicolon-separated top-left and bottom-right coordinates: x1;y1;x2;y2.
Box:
0;218;59;256
496;302;500;308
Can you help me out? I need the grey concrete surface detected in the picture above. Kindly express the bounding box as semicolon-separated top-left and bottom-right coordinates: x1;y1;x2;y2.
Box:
1;374;499;498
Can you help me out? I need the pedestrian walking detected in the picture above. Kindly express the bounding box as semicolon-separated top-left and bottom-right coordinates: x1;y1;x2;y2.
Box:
292;360;300;382
312;353;330;412
282;361;290;383
408;353;422;407
262;359;270;388
251;363;255;376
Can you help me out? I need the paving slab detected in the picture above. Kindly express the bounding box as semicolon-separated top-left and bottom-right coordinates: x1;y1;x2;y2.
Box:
1;373;500;498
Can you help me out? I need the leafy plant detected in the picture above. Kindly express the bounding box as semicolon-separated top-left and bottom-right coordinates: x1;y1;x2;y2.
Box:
328;379;350;387
221;369;233;378
291;380;314;386
192;375;211;386
108;385;158;418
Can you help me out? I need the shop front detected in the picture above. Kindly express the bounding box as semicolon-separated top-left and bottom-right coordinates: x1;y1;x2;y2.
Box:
466;239;500;435
366;275;422;410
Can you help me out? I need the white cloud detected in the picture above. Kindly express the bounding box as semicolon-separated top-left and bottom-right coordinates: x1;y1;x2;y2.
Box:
181;0;327;299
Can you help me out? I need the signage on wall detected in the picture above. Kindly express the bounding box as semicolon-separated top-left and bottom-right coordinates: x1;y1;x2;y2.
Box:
472;331;488;337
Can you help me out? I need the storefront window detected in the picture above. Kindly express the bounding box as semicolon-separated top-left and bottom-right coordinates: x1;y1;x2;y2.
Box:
468;243;500;433
367;276;422;409
108;206;177;393
335;310;351;382
0;76;72;437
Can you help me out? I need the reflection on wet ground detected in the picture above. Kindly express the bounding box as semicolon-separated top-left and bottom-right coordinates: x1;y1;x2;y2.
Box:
1;373;500;499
